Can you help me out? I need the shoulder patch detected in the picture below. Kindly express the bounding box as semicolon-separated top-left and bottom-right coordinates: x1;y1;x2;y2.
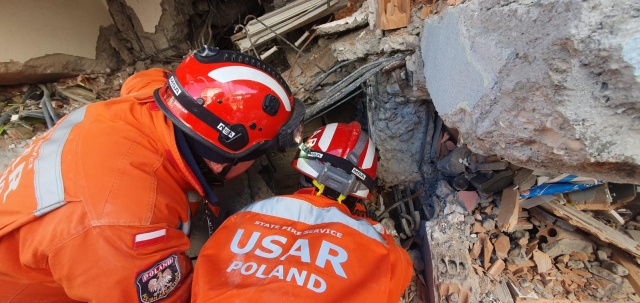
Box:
135;254;182;303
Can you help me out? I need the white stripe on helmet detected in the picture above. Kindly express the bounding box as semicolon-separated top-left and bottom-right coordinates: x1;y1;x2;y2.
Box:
361;138;375;169
318;123;337;152
208;66;291;111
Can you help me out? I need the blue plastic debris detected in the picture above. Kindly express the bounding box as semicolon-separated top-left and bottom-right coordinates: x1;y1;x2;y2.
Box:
520;175;602;199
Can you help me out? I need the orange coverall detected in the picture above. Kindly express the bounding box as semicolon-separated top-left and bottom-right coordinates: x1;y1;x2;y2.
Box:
192;189;414;303
0;69;203;302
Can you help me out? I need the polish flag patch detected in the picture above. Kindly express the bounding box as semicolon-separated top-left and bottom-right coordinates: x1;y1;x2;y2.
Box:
134;229;167;250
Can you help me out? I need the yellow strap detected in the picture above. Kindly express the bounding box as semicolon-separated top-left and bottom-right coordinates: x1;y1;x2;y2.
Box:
337;194;346;204
312;180;325;196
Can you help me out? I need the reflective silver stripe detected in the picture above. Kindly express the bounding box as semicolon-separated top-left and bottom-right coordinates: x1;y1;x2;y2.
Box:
33;106;87;217
346;131;367;165
361;138;375;169
241;196;387;246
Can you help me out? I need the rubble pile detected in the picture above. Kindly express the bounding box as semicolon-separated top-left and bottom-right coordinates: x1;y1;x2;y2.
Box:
424;126;640;302
0;62;175;169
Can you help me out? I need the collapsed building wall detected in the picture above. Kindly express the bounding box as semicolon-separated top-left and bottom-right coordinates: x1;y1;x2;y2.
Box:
421;0;640;184
0;0;116;85
0;0;196;85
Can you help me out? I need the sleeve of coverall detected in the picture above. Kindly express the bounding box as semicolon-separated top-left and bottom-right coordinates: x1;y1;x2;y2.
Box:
120;68;170;97
384;233;414;302
47;225;193;303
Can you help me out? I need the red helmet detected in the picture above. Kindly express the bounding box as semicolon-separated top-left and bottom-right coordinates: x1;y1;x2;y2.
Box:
154;46;305;160
292;122;378;200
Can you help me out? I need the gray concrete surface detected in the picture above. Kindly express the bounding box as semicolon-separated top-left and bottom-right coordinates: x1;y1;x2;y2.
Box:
421;0;640;184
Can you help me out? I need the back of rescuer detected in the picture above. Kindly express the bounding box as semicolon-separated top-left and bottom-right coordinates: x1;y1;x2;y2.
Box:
191;122;414;302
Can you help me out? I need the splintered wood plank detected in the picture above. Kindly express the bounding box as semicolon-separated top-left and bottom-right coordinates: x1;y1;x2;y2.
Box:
233;0;347;51
533;250;553;273
498;186;520;232
377;0;411;30
541;200;640;257
612;249;640;295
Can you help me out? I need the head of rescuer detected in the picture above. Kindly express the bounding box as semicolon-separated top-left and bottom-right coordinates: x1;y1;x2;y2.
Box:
154;45;305;203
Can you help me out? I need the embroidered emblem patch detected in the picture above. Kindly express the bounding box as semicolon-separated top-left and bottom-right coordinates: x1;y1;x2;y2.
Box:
136;254;181;303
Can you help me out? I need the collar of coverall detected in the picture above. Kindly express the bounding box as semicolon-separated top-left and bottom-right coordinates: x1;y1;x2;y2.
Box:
174;128;219;205
293;187;356;215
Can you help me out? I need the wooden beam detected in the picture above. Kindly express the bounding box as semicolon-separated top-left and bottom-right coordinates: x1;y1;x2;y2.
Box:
497;186;520;232
541;200;640;257
232;0;347;52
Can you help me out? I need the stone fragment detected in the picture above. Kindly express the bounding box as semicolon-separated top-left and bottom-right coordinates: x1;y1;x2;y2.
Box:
514;168;537;191
468;234;478;244
588;266;623;284
543;238;594;258
464;215;475;225
597;250;609;261
602;260;629;276
599;246;612;257
532;280;553;300
482;219;495;231
567;260;585;270
529;217;542;227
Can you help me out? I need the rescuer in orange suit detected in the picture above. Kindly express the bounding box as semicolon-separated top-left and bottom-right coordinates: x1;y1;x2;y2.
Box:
192;122;414;302
0;46;305;303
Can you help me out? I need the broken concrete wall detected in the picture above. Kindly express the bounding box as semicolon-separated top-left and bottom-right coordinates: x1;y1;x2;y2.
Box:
322;6;432;187
367;70;434;186
0;0;112;62
106;0;193;65
124;0;164;33
0;0;194;85
421;0;640;184
0;0;116;85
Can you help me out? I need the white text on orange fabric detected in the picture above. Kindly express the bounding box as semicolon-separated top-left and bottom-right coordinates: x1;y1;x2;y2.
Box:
226;229;349;293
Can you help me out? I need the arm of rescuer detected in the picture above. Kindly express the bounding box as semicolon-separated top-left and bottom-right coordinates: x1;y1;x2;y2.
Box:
46;225;193;303
370;218;415;301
